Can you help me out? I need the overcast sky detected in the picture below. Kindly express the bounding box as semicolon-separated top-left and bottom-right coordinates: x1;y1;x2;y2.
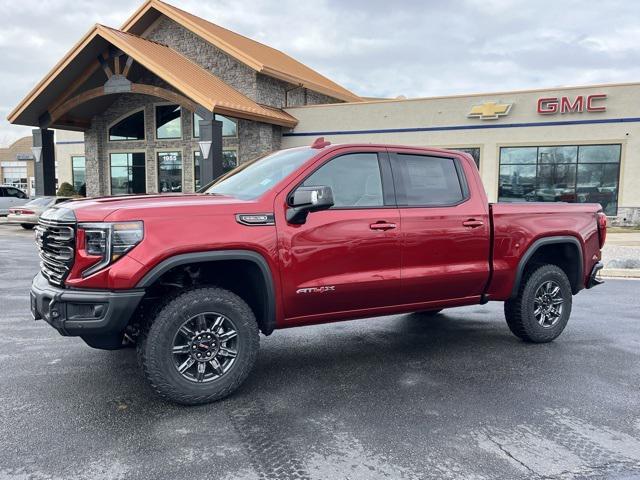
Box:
1;0;639;144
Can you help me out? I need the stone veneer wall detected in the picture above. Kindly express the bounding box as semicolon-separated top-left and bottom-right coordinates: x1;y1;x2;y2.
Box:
84;90;284;195
85;92;194;197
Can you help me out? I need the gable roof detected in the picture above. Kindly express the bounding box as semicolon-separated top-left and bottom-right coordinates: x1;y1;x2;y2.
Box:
121;0;361;102
7;24;298;128
98;26;297;126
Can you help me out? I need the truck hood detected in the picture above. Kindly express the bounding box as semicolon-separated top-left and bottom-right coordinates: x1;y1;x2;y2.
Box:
57;194;253;222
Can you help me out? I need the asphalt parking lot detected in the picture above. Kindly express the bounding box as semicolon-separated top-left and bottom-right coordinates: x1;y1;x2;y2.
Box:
1;224;639;480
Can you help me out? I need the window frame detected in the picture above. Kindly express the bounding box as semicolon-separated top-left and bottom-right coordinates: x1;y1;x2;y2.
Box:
108;151;147;196
288;151;396;211
497;143;622;215
193;112;239;139
154;103;183;141
388;152;470;208
107;108;145;142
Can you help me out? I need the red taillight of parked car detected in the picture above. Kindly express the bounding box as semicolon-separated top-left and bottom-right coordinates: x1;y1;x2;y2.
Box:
10;209;35;215
597;212;607;248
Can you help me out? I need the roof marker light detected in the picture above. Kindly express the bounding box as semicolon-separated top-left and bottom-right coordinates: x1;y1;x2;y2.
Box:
311;137;331;149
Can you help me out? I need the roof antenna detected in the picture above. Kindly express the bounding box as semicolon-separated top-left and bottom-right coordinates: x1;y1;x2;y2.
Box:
311;137;331;149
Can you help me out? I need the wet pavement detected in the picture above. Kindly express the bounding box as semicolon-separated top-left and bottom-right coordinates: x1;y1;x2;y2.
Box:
1;224;639;479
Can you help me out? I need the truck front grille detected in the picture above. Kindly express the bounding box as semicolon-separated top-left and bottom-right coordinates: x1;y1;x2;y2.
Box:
35;219;76;286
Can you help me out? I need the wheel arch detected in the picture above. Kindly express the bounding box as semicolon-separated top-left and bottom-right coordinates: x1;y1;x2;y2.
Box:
137;250;277;335
510;236;584;298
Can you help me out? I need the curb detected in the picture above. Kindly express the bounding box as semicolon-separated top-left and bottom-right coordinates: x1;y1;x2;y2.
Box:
601;268;640;279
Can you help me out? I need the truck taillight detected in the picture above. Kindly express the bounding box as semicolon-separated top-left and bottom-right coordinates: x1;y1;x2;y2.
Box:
597;212;607;248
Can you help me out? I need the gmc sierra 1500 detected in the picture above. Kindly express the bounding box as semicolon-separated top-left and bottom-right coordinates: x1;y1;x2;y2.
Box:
30;139;606;404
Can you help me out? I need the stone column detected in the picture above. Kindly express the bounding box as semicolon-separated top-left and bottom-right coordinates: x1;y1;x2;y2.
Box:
198;117;223;185
32;129;56;196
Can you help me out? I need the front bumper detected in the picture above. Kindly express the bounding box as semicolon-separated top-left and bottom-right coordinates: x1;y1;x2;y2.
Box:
30;272;145;348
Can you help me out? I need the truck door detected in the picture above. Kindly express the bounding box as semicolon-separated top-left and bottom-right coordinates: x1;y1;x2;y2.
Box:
275;149;402;322
389;149;491;305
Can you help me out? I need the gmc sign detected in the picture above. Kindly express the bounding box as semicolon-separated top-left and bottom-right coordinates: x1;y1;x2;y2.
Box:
537;94;607;114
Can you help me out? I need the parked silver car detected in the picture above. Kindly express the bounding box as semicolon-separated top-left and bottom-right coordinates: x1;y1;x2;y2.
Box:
0;186;29;215
7;197;73;229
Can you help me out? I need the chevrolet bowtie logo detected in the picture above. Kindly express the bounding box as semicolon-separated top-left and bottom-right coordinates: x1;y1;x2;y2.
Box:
468;102;512;120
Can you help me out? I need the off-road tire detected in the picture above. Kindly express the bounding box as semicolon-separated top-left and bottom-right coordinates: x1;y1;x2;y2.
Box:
504;264;572;343
21;224;34;230
138;287;259;405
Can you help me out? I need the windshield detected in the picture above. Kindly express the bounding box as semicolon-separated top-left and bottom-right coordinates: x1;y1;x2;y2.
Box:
203;147;318;200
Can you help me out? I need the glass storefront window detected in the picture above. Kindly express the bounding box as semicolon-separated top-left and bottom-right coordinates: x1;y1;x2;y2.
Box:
498;144;621;215
193;149;237;190
156;105;182;139
72;156;86;195
578;145;621;163
538;146;577;164
222;150;238;172
2;161;29;194
110;153;146;195
158;151;183;193
109;110;145;141
500;147;537;165
498;164;537;201
451;147;480;168
193;113;238;138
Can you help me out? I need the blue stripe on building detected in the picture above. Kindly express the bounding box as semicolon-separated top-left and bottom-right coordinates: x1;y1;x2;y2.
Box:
283;116;640;137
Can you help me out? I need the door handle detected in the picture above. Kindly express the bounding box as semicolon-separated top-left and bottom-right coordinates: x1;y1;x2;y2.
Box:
370;221;397;231
462;219;484;228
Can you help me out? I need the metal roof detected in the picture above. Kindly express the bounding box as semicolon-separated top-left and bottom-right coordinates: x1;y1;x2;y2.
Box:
99;26;298;126
7;24;298;128
121;0;361;103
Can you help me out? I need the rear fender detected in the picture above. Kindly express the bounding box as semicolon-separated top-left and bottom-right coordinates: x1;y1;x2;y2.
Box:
510;236;584;298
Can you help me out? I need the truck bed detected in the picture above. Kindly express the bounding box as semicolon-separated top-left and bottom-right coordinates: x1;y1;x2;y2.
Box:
486;202;603;300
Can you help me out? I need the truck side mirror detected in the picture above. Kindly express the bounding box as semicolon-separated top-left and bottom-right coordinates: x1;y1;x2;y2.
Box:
286;185;334;224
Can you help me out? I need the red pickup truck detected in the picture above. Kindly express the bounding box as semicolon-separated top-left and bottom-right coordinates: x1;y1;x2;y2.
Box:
30;140;607;405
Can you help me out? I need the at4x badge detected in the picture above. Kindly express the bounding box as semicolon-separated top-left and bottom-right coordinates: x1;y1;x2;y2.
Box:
296;286;336;294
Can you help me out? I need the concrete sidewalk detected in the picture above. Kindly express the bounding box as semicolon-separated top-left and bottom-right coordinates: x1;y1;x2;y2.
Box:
602;232;640;278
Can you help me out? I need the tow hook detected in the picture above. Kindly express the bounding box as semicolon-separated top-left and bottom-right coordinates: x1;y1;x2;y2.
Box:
587;261;604;288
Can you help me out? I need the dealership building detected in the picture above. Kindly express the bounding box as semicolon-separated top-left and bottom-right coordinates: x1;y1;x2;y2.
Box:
7;0;639;224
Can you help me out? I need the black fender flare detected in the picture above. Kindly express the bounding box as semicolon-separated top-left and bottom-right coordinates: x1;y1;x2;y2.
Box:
510;235;584;298
136;250;276;334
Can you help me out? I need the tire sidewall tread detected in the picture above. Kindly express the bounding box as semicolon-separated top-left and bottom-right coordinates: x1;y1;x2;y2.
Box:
138;287;259;405
504;264;573;343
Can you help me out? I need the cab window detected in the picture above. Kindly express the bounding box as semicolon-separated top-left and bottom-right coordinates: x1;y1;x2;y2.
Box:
302;153;384;208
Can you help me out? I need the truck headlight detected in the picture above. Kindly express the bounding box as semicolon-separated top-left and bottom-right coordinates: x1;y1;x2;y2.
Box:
79;221;144;277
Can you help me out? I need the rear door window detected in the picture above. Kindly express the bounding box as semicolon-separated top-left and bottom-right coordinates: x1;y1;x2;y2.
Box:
391;154;466;206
